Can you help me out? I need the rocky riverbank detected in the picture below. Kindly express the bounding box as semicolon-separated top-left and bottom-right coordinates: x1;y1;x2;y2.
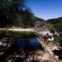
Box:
0;37;62;62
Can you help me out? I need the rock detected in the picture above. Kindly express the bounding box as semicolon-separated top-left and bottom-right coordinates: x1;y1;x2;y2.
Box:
41;53;50;61
0;42;2;46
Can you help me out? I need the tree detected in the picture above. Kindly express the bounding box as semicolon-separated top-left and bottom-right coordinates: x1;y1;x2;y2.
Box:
0;0;26;27
21;9;35;28
34;17;44;22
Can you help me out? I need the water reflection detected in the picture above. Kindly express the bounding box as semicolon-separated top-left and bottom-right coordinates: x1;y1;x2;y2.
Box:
17;37;42;51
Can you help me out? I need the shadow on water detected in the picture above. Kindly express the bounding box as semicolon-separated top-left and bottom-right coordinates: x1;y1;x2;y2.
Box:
0;37;43;62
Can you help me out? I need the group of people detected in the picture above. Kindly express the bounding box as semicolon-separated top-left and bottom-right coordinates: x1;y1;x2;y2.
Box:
43;33;54;44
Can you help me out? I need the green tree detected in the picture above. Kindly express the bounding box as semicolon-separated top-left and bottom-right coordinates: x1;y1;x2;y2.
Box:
21;9;35;28
0;0;26;27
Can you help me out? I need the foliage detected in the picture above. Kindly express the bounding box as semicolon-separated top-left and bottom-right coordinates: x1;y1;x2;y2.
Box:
47;17;62;24
20;9;35;28
55;33;62;46
34;17;45;22
54;24;62;32
0;0;45;28
47;17;62;46
0;0;26;27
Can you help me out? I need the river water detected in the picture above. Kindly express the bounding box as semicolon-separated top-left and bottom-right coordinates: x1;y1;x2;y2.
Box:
16;37;42;51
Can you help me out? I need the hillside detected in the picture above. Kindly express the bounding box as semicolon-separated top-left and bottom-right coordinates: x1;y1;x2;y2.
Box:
47;17;62;25
46;17;62;46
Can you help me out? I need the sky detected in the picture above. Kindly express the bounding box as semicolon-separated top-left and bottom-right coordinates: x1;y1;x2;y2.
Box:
26;0;62;20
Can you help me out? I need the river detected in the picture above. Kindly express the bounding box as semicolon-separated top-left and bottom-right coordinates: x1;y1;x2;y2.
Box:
17;37;42;51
